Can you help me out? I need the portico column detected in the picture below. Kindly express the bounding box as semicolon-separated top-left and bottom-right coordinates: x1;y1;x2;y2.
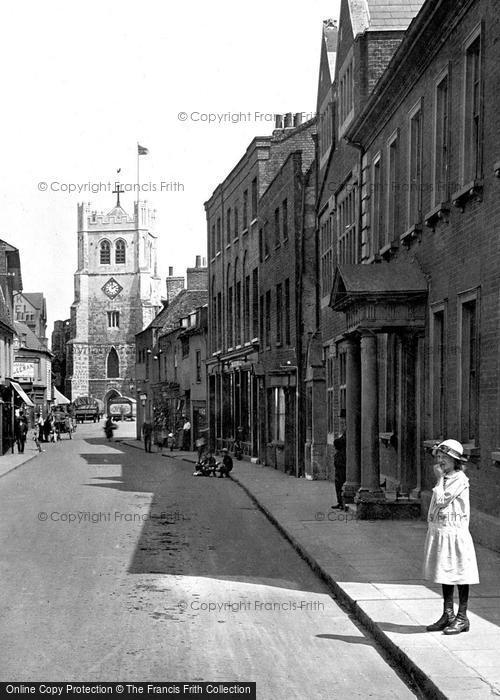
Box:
343;337;361;502
357;331;384;500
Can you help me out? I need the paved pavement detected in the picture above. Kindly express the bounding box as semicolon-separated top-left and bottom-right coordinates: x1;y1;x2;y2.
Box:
1;427;418;698
134;443;500;700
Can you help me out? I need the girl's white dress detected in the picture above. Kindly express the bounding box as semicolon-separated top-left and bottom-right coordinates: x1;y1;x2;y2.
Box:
423;469;479;584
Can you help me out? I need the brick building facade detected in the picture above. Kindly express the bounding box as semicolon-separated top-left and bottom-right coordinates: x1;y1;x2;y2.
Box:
204;116;316;470
314;0;499;549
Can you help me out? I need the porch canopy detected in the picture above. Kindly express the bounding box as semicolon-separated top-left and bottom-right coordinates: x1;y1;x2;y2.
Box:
8;380;35;407
329;262;428;333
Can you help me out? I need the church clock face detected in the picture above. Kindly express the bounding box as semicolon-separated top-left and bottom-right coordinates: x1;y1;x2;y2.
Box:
102;277;123;299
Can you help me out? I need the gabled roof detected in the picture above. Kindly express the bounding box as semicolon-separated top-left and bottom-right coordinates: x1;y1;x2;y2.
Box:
107;204;129;218
145;289;209;335
20;292;46;313
330;262;427;310
349;0;425;36
14;321;48;352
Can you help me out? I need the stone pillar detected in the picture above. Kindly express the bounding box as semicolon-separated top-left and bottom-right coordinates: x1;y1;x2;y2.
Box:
357;331;384;500
343;338;361;502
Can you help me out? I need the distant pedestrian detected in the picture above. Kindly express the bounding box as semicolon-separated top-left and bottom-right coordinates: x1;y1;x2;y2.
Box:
195;434;207;462
142;420;153;453
167;432;175;451
182;418;191;451
424;439;479;634
218;448;233;478
15;416;28;454
37;414;44;443
332;431;346;510
43;414;52;443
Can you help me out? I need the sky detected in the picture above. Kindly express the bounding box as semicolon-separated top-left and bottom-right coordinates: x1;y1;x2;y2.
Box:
0;0;340;338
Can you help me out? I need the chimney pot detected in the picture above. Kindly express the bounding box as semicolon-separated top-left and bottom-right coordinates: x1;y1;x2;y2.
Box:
274;114;283;129
195;255;201;267
294;112;303;127
168;266;173;276
284;112;293;128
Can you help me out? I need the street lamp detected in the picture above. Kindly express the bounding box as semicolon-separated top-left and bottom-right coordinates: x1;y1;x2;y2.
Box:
281;360;300;478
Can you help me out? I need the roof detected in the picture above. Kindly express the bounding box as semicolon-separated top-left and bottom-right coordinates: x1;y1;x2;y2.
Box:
323;19;338;75
146;289;209;335
0;285;15;334
330;262;427;309
349;0;425;36
107;204;129;218
14;321;47;351
20;292;46;312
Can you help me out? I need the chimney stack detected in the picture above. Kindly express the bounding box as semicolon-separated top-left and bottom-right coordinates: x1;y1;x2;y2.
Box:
284;112;293;128
186;255;208;290
274;114;283;129
293;112;303;127
165;268;184;302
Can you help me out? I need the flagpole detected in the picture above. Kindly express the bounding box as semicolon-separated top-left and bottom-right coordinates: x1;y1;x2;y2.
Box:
136;141;140;224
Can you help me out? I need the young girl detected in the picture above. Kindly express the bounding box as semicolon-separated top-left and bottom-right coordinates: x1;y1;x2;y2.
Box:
423;439;479;634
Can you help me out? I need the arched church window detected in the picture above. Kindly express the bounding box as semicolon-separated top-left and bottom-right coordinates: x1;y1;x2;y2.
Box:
115;239;126;264
107;347;119;378
100;240;111;264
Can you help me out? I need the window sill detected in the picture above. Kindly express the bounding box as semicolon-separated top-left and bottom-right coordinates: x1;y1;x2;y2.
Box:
283;236;289;243
379;239;399;260
274;242;281;250
226;243;231;250
425;201;450;228
379;432;397;448
494;161;500;178
233;237;239;244
451;180;483;211
215;251;221;257
242;228;249;236
250;218;258;227
264;254;270;261
491;451;500;465
400;223;422;247
365;254;382;264
275;342;282;348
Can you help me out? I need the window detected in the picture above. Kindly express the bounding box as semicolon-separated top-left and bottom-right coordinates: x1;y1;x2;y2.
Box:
226;208;231;245
320;210;334;297
282;199;288;240
339;56;354;128
235;281;241;345
243;190;248;230
259;228;263;262
430;304;447;438
408;103;423;226
252;269;259;339
274;207;280;247
464;32;483;181
285;278;290;345
196;350;202;383
216;218;221;252
181;336;189;358
320;102;334;157
251;178;258;220
265;290;271;347
100;240;111;264
244;275;250;342
107;347;119;377
259;295;264;344
271;388;286;442
434;73;450;203
337;184;358;264
264;221;270;258
339;351;346;416
326;351;334;433
458;292;479;444
234;206;239;238
227;285;233;347
211;225;216;258
371;155;383;251
216;292;222;350
387;132;399;241
115;239;126;264
276;283;282;345
107;311;119;328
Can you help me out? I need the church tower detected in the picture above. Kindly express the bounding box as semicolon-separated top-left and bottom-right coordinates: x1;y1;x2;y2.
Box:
67;189;162;407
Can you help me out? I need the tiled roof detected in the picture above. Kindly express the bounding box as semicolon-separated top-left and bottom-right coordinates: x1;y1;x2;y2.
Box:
22;292;45;311
336;262;427;294
14;321;46;351
147;289;209;334
349;0;425;36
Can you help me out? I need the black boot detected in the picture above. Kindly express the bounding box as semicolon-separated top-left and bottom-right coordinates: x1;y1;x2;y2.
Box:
443;611;469;634
426;607;455;631
427;584;455;631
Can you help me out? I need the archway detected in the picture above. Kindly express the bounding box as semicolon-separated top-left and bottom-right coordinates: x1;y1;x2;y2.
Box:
103;388;122;415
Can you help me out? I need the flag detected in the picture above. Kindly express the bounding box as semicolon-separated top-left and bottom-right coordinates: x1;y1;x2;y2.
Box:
138;144;149;156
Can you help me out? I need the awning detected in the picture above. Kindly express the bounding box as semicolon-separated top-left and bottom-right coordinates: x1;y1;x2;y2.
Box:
53;387;71;405
9;380;35;407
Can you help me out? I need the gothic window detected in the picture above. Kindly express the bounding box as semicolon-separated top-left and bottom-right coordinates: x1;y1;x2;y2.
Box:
115;239;126;264
107;347;119;378
100;240;111;264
